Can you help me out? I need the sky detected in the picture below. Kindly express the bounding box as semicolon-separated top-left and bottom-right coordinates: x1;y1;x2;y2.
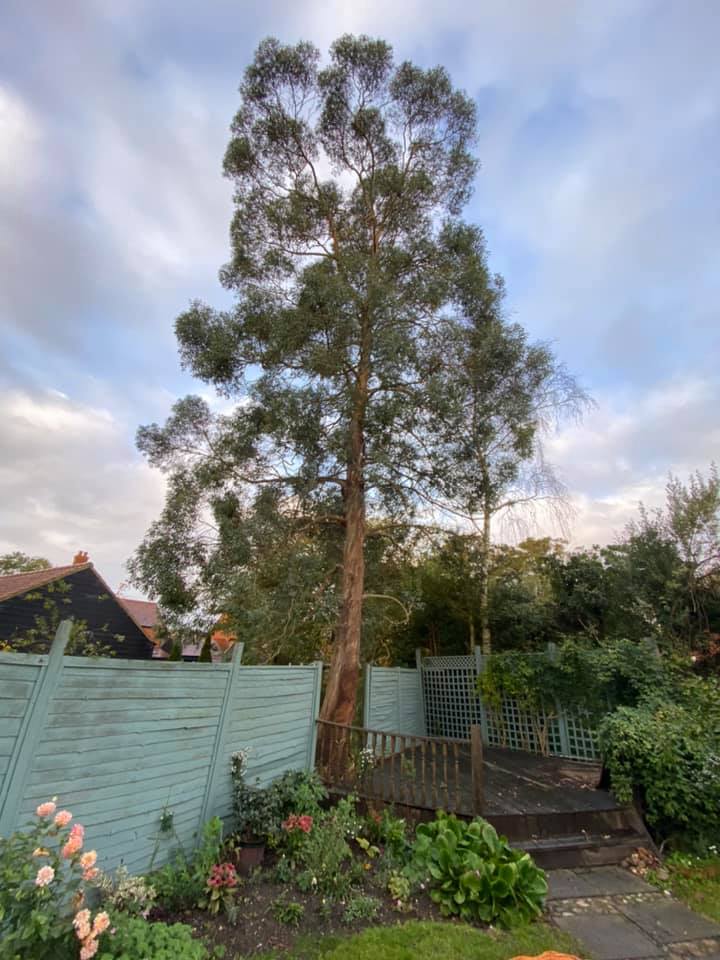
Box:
1;0;718;593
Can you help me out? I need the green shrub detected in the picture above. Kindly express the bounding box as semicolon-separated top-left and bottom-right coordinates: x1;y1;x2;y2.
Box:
599;678;720;846
295;797;362;898
409;813;547;927
230;752;327;844
148;817;224;911
364;808;409;861
96;915;208;959
342;894;381;924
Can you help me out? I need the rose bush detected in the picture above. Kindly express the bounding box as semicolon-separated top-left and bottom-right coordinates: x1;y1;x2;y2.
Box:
0;799;110;960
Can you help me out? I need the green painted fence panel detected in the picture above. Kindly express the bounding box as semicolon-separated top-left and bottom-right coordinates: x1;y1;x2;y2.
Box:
0;624;324;874
363;666;426;737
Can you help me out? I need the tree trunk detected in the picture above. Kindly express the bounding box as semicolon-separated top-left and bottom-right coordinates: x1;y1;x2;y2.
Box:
480;498;492;655
320;321;370;725
320;472;365;724
468;616;476;655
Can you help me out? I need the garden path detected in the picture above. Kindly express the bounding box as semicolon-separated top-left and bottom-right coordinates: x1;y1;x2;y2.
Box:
547;866;720;960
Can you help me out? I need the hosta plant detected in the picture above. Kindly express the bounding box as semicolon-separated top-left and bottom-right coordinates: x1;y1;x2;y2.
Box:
410;812;547;927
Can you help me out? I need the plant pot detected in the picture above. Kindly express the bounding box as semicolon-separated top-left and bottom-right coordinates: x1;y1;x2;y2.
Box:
236;839;265;874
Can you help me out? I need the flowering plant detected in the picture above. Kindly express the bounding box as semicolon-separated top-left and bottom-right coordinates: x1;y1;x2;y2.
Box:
0;798;109;959
198;861;239;920
282;814;313;834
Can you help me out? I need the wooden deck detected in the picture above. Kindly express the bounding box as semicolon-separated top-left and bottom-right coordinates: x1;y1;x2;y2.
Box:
361;742;614;818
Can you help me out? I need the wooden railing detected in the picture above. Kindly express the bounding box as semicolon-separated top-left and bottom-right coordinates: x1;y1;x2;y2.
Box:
315;719;484;816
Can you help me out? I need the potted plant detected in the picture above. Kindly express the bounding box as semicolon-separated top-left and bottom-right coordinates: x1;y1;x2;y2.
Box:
231;752;276;873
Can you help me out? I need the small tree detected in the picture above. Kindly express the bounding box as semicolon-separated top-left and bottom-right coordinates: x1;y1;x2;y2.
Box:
436;316;590;652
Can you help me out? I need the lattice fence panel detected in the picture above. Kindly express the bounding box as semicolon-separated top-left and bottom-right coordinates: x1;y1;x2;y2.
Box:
422;655;481;740
420;651;600;762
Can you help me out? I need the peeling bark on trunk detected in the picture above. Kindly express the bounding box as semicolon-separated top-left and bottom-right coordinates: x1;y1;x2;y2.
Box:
320;318;370;726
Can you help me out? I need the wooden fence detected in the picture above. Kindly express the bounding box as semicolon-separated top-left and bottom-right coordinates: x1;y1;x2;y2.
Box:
0;622;323;873
316;718;484;816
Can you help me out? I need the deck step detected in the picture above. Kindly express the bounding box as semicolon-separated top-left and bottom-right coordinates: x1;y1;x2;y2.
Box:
516;832;650;869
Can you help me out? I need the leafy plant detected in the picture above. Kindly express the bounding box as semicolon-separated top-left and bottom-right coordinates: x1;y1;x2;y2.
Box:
93;865;156;917
342;895;381;925
148;817;224;911
295;797;361;898
599;677;720;845
387;870;412;908
96;914;209;959
272;898;305;926
0;799;109;960
198;862;240;921
410;813;547;927
364;808;409;861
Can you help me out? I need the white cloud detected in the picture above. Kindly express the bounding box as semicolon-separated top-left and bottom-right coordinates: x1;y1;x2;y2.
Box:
0;388;165;591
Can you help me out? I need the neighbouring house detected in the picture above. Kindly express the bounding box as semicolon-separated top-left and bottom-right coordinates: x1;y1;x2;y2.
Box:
144;608;237;662
0;553;153;659
116;596;159;644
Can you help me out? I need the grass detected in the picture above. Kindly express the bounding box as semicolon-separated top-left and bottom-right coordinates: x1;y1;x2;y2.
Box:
249;919;582;959
648;852;720;923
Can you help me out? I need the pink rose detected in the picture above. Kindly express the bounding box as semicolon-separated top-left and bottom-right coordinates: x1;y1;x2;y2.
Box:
80;940;99;960
92;912;110;934
36;800;57;818
82;867;99;882
54;809;72;827
35;865;55;886
62;836;82;858
80;850;97;869
70;823;85;841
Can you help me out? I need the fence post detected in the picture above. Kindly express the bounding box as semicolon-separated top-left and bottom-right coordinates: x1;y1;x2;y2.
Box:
307;661;323;771
470;723;484;814
415;649;427;737
362;663;372;728
197;641;244;831
0;620;71;837
546;642;570;757
474;647;490;746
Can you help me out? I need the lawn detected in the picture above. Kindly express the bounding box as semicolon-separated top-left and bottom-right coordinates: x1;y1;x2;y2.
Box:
251;919;582;959
649;852;720;924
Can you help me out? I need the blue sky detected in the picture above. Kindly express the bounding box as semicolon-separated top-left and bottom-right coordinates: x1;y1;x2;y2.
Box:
1;0;718;591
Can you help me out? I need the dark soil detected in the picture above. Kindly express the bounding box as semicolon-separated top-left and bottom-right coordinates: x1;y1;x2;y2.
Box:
152;859;441;957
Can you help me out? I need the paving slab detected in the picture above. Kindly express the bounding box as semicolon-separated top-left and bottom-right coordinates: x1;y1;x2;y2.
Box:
577;866;657;896
619;899;720;946
553;911;664;960
547;869;603;900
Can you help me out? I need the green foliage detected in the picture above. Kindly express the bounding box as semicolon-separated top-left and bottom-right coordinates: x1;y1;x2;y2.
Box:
149;817;224;912
0;801;107;960
363;809;409;862
231;753;327;843
409;813;547;927
599;678;720;845
96;915;208;960
0;551;51;575
93;865;156;917
386;870;412;904
272;898;305;926
342;894;381;925
647;850;720;923
168;640;183;661
295;797;362;898
198;636;213;662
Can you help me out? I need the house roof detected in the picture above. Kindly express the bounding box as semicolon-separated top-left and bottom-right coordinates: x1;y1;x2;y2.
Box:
0;563;92;603
117;597;158;629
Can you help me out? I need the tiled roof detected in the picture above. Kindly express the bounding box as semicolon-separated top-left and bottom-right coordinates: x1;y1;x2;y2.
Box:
117;597;158;629
0;563;91;603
